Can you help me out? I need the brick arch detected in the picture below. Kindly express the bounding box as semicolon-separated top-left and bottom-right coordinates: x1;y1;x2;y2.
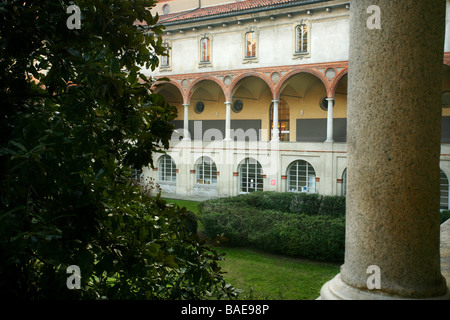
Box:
186;76;228;104
329;68;348;98
151;79;186;104
229;72;275;100
444;52;450;67
274;68;330;100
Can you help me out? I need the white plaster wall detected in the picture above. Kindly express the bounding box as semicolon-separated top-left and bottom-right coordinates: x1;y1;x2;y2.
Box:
152;14;350;77
212;32;242;71
311;18;349;63
258;24;293;67
445;2;450;52
171;38;198;73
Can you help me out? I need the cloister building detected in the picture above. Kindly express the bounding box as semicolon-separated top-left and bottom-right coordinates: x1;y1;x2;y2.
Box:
140;0;450;209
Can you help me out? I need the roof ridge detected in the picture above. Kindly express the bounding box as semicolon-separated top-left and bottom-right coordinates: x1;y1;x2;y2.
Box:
158;0;328;25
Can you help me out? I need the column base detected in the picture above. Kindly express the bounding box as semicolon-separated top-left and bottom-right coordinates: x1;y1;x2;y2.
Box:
319;274;450;300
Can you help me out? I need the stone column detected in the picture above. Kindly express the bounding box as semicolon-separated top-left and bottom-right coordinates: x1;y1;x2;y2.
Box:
224;101;232;141
325;97;334;143
271;100;279;141
182;104;190;140
320;0;449;299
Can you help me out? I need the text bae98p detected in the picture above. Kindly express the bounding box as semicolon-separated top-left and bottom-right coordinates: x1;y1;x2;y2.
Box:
181;304;269;317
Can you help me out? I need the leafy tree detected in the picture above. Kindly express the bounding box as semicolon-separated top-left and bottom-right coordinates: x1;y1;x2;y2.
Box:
0;0;237;299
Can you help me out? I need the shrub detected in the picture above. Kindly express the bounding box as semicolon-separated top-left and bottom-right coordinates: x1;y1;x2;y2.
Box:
276;215;345;262
441;210;450;224
206;192;346;217
201;193;346;262
318;196;346;217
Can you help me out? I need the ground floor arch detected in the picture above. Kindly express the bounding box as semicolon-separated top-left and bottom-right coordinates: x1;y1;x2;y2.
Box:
238;157;264;193
441;169;450;210
286;159;316;193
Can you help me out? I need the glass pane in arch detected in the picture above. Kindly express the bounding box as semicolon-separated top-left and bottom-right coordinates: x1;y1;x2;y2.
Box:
239;158;263;193
159;155;176;182
440;169;449;210
287;160;316;193
196;156;217;185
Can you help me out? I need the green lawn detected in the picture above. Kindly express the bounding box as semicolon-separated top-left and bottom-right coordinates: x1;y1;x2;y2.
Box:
164;198;201;215
216;247;339;300
164;198;340;300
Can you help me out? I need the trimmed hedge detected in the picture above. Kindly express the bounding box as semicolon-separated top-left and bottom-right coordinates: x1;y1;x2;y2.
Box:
200;192;346;262
200;193;450;263
442;210;450;224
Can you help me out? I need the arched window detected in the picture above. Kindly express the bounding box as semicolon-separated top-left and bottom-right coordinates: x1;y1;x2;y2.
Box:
200;37;211;62
270;100;290;141
287;160;316;193
440;169;449;210
296;24;308;53
239;158;263;193
196;156;217;185
158;155;176;182
342;168;347;196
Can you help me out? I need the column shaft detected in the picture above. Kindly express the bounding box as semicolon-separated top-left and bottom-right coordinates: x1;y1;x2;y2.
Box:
325;98;334;143
224;101;232;141
321;0;449;299
183;104;190;140
271;100;279;141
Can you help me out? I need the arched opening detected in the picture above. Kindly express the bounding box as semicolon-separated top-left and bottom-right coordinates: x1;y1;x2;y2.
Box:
186;79;226;141
286;160;316;193
157;155;177;194
194;156;218;197
158;155;177;183
231;75;273;141
195;156;217;185
440;169;449;210
332;73;348;142
278;72;327;142
238;158;263;193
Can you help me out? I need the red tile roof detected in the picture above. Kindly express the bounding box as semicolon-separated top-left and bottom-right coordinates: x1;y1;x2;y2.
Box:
157;0;325;25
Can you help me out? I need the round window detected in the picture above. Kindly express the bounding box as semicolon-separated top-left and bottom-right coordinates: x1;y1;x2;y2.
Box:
319;97;328;111
162;4;170;15
443;91;450;108
232;100;243;113
195;101;205;114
